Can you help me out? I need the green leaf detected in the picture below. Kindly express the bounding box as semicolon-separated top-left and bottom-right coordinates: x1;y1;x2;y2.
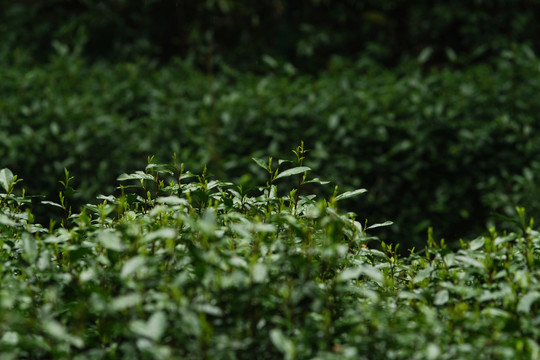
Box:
42;200;64;209
338;264;383;283
335;188;367;201
42;319;84;348
366;221;394;230
252;157;269;172
270;329;295;359
130;311;167;341
155;196;189;206
117;171;154;181
96;229;125;252
22;234;37;263
0;168;14;192
303;178;331;185
434;289;449;306
274;166;311;180
0;214;16;226
468;237;485;251
110;293;142;311
121;256;146;279
517;291;540;313
455;255;485;270
252;263;268;283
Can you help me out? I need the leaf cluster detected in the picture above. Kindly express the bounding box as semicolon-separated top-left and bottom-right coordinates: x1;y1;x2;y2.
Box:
1;149;540;359
2;46;540;248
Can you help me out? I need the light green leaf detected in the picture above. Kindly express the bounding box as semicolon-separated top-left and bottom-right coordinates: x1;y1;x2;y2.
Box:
0;214;16;226
117;171;154;181
274;166;311;180
338;264;383;283
143;228;177;243
366;221;394;230
41;200;64;209
468;237;485;251
96;229;125;252
270;329;295;359
111;293;142;311
304;178;330;185
42;319;84;348
22;234;38;263
121;256;146;279
413;267;433;283
252;263;268;283
0;168;14;192
195;304;223;316
517;291;540;313
455;255;484;270
155;196;189;206
130;311;167;341
434;289;449;306
335;188;367;201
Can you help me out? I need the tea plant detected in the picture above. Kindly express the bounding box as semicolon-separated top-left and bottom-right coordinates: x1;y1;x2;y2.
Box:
1;147;540;359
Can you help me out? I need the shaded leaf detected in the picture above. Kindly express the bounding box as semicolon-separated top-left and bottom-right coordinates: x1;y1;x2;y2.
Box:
252;157;269;172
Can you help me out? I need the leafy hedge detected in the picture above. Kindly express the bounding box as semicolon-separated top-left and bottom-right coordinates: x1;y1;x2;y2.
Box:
1;152;540;359
1;0;539;71
3;46;540;247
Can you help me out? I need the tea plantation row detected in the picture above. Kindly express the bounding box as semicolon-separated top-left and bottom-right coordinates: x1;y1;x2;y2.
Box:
3;45;540;248
1;152;540;359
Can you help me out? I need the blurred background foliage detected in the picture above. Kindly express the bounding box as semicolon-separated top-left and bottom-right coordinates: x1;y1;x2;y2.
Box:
2;0;540;249
2;0;540;71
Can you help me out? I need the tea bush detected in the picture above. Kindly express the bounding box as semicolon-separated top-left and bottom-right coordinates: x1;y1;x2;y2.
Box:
1;149;540;359
1;0;539;71
3;46;540;247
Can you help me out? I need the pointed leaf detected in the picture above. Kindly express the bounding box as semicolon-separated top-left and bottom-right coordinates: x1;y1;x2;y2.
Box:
117;171;154;181
366;221;394;230
274;166;311;180
252;157;269;172
304;178;331;185
335;188;367;201
270;329;295;357
468;237;485;251
42;200;65;209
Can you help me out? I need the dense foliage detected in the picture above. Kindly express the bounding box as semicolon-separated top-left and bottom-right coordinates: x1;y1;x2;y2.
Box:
3;46;540;247
1;150;540;359
1;0;539;71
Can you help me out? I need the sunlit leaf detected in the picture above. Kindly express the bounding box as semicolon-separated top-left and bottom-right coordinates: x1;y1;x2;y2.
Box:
433;289;449;306
274;166;311;180
335;189;367;201
117;171;154;181
366;221;394;230
0;168;14;192
517;291;540;313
